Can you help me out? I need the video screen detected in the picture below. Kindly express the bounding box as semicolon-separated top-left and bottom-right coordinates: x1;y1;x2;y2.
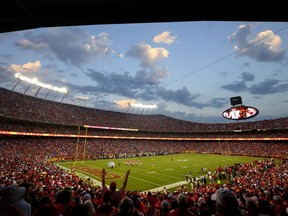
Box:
222;105;259;120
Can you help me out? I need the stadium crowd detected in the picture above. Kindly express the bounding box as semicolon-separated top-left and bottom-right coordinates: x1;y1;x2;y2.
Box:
1;87;288;132
1;87;288;215
0;141;287;216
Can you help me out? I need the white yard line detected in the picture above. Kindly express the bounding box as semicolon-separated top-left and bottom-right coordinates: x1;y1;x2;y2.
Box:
141;180;189;193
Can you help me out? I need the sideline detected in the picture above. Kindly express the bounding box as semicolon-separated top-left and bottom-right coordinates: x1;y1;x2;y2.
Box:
141;180;189;193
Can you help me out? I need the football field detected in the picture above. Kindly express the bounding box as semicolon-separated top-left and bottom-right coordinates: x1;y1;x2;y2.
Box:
57;153;266;192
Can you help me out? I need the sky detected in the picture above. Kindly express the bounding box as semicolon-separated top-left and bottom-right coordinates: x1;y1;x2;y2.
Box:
0;21;288;123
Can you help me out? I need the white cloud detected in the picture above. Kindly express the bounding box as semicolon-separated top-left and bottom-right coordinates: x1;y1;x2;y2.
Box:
9;61;41;73
153;31;177;44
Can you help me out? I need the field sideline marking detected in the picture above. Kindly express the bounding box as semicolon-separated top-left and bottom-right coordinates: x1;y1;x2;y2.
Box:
141;180;189;193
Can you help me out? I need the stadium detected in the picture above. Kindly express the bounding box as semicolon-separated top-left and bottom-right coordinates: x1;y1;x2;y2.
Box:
1;86;288;215
1;2;288;216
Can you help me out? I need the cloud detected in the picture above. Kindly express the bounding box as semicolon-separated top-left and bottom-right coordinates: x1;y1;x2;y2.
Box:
248;79;288;95
126;42;169;68
240;71;254;81
83;69;141;98
84;32;113;55
68;68;208;109
135;68;169;85
16;38;47;51
126;42;170;84
114;99;136;109
0;63;16;88
157;87;205;108
206;97;229;108
9;61;41;73
228;24;285;62
221;81;247;92
153;31;177;44
221;75;288;95
15;27;114;67
221;67;288;95
75;95;89;100
228;24;253;50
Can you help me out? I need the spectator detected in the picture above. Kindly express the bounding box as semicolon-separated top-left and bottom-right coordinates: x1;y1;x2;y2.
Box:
131;194;147;216
257;199;275;216
97;190;117;215
271;195;287;216
13;185;32;216
71;203;90;216
160;200;171;216
83;199;96;216
110;196;144;216
54;188;75;216
168;193;194;216
102;168;131;208
214;188;243;216
32;196;58;216
0;185;25;216
245;199;259;216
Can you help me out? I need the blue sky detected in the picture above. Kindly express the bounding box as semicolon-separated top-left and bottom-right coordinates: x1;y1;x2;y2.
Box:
1;21;288;123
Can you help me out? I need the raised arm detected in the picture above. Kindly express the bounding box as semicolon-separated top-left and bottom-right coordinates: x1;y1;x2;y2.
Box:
121;169;130;190
102;168;108;191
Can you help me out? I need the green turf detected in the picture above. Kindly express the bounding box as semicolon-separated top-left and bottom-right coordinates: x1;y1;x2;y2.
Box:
56;153;266;191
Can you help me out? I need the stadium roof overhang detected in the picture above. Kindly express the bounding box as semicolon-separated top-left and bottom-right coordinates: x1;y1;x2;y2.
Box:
1;0;288;34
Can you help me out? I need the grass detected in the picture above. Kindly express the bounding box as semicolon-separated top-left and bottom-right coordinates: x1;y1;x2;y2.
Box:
57;153;266;192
